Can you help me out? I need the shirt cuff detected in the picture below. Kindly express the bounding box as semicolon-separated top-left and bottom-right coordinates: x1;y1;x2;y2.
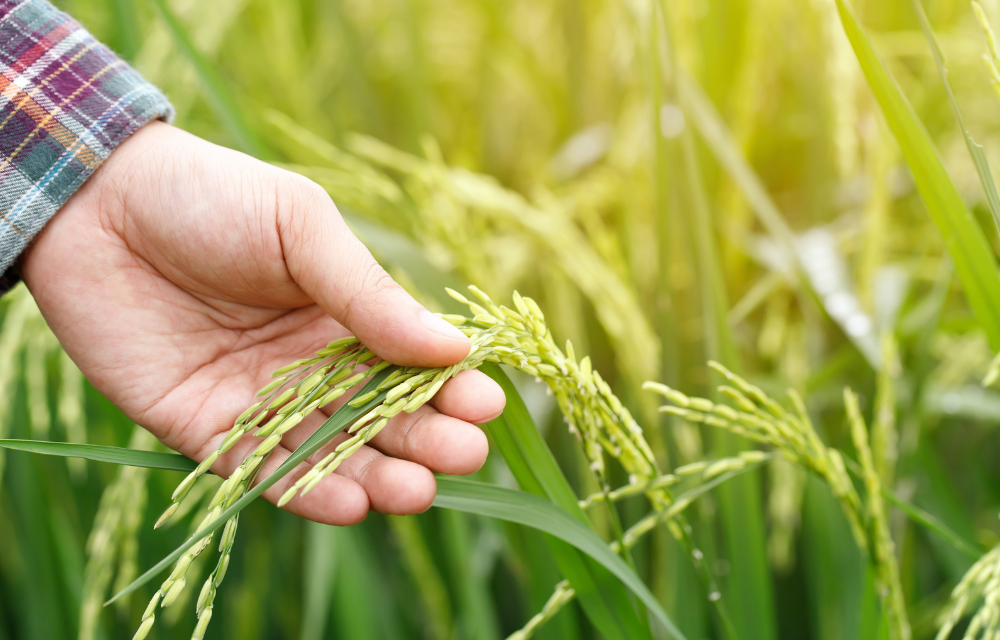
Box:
0;0;174;294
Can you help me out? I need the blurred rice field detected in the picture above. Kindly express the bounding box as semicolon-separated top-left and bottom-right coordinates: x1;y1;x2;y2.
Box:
4;0;1000;638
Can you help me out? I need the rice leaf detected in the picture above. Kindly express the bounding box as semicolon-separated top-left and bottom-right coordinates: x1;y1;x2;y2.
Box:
434;477;685;640
880;489;981;559
147;0;274;160
300;522;339;640
0;439;196;472
835;0;1000;349
661;18;777;633
911;0;1000;235
438;509;502;640
479;363;655;640
105;368;396;606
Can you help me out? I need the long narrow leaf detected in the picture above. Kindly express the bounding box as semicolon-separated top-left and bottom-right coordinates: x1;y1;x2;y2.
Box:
656;6;776;633
843;458;981;559
105;368;396;605
882;490;981;560
147;0;274;159
912;0;1000;235
434;477;685;640
480;364;653;640
835;0;1000;349
0;439;196;472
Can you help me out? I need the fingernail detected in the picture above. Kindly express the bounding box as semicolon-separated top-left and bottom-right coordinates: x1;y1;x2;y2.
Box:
420;310;469;342
475;409;505;425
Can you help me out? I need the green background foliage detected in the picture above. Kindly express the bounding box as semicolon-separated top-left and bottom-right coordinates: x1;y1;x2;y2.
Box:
3;0;1000;637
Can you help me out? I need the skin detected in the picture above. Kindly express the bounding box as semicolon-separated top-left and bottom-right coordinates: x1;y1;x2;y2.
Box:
20;121;505;525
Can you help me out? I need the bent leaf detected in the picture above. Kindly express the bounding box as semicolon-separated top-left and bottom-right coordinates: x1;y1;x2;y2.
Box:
434;477;685;640
0;439;196;472
480;363;654;640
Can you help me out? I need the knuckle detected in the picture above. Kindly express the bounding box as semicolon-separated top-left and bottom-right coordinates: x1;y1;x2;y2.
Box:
352;449;381;486
360;261;398;297
288;173;335;211
341;260;400;325
401;411;431;459
273;172;336;232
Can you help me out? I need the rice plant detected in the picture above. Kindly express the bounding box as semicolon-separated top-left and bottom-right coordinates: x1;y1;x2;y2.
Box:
7;0;1000;638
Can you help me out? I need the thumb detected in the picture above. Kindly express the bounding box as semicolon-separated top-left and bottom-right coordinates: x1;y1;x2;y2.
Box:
277;177;471;367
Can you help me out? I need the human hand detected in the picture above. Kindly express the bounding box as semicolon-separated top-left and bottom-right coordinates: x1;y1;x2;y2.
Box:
20;122;504;525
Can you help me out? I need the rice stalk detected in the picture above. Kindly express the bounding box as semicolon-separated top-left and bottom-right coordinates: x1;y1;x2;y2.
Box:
25;322;54;439
577;450;772;509
845;389;909;640
506;580;576;640
444;285;738;634
188;512;238;640
506;453;774;640
129;285;721;638
645;364;868;548
57;350;87;479
646;365;912;638
79;427;156;640
766;459;806;573
974;1;1000;105
0;286;37;485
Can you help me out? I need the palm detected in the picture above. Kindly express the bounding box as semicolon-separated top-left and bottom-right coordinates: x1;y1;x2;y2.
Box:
21;123;503;525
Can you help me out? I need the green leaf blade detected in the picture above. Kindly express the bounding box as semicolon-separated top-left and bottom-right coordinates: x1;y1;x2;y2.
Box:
911;0;1000;236
836;0;1000;349
147;0;274;160
433;477;686;640
480;364;655;640
0;439;196;472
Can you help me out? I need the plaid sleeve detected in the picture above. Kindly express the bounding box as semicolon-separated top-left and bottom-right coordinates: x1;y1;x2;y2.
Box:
0;0;173;293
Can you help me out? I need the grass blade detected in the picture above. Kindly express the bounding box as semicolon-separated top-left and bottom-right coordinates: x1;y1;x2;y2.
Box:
480;363;654;640
842;454;981;560
0;439;196;472
656;4;777;632
881;490;981;560
434;477;685;640
105;367;395;606
147;0;274;159
388;514;454;639
835;0;1000;349
438;509;502;640
300;521;339;640
911;0;1000;235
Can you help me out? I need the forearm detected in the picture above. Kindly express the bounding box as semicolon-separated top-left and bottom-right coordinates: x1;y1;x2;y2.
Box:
0;0;172;294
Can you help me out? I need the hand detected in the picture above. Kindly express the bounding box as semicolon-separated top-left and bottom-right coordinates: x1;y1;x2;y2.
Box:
21;122;504;525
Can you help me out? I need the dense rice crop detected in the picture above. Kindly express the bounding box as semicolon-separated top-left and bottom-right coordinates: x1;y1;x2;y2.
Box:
6;0;1000;638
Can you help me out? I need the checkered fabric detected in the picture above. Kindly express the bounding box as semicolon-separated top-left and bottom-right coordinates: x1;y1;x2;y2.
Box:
0;0;173;293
